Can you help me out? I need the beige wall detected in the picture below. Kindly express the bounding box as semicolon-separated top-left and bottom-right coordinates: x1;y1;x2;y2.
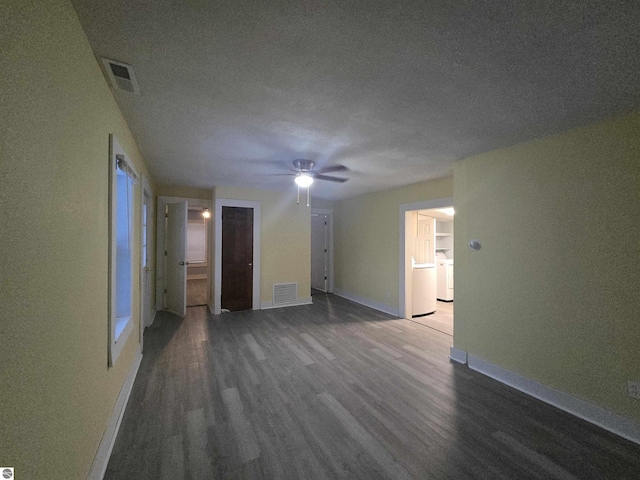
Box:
215;186;311;303
157;184;213;200
310;197;335;210
0;1;155;478
454;109;640;423
333;178;454;311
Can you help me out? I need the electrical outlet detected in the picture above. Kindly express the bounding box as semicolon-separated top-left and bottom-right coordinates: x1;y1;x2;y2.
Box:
627;381;640;399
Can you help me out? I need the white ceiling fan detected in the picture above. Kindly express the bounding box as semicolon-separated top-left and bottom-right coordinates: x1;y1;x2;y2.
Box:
277;159;349;205
289;159;349;187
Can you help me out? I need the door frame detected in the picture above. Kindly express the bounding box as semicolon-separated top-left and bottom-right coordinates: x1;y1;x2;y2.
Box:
156;196;212;314
214;198;261;314
139;176;153;348
398;197;453;319
311;208;334;293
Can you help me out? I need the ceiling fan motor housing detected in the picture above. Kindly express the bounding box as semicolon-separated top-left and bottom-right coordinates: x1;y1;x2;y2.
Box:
293;159;315;172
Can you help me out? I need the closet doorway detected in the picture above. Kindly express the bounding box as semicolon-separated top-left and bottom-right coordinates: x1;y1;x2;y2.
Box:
156;196;212;316
186;207;210;307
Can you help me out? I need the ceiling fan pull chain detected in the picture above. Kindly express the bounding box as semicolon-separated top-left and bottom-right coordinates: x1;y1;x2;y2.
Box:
297;185;300;204
307;186;310;207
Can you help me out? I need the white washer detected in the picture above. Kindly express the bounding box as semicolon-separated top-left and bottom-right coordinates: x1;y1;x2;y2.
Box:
436;252;454;301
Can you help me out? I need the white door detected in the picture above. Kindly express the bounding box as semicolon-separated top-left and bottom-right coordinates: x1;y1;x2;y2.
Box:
142;192;153;329
311;214;328;291
165;201;187;316
415;214;435;264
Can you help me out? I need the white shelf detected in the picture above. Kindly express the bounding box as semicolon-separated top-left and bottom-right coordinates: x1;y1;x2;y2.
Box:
187;274;208;280
436;247;450;251
435;233;451;237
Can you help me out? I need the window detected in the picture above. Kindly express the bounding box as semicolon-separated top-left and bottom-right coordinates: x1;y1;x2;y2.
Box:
109;135;138;366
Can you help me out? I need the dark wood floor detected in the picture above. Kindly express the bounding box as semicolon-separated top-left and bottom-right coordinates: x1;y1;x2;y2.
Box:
105;294;640;479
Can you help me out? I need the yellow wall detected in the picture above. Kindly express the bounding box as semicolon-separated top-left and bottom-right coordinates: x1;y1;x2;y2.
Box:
215;186;311;303
0;1;154;478
454;109;640;423
310;197;335;210
333;178;453;311
157;184;213;200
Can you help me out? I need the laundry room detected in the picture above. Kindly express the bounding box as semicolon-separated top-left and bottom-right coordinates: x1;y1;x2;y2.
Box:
407;207;454;335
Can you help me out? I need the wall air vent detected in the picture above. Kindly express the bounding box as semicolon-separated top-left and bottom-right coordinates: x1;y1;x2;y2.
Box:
101;57;140;95
273;283;298;306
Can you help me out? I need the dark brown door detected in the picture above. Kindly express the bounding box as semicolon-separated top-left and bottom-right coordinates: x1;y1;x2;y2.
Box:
221;206;253;311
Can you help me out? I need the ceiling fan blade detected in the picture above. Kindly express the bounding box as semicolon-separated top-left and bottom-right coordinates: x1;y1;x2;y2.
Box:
315;164;348;174
314;174;348;183
267;173;296;176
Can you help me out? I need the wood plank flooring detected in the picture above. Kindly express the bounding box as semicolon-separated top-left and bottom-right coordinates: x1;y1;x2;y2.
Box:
410;300;454;336
105;294;640;479
187;278;208;306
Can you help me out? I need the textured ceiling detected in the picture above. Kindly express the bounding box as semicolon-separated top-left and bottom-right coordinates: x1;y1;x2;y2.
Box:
71;0;640;200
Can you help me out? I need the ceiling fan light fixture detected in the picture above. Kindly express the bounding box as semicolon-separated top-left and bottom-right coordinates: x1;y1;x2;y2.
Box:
294;173;313;188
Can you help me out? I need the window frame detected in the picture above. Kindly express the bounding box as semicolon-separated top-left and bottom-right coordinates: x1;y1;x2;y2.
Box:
108;135;137;367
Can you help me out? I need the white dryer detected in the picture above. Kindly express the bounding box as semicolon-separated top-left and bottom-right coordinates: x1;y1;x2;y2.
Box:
436;252;454;301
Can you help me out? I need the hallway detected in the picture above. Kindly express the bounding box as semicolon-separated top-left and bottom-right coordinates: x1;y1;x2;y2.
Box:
105;296;640;479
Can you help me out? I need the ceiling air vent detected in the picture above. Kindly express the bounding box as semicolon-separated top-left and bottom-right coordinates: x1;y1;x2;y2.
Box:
101;57;140;95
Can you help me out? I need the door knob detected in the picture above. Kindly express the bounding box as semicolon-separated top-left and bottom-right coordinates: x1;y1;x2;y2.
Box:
179;261;186;266
248;263;253;267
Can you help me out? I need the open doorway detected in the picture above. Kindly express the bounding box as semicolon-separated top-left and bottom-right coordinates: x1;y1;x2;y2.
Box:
186;207;210;307
410;207;454;335
156;196;212;317
399;198;454;337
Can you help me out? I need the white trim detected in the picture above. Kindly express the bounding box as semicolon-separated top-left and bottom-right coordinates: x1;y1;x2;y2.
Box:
468;354;640;446
139;177;152;346
449;347;468;364
87;345;143;480
311;208;334;293
110;318;134;366
333;288;399;317
214;198;261;314
398;197;454;320
260;296;313;310
156;196;212;313
108;135;136;367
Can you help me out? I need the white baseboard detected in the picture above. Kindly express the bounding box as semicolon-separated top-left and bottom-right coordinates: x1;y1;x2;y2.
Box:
87;345;143;480
208;302;214;314
260;296;313;310
333;288;399;317
468;354;640;446
449;347;468;364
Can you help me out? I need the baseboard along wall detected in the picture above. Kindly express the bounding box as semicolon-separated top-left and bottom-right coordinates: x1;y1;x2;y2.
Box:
333;288;399;317
87;345;143;480
450;348;640;446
